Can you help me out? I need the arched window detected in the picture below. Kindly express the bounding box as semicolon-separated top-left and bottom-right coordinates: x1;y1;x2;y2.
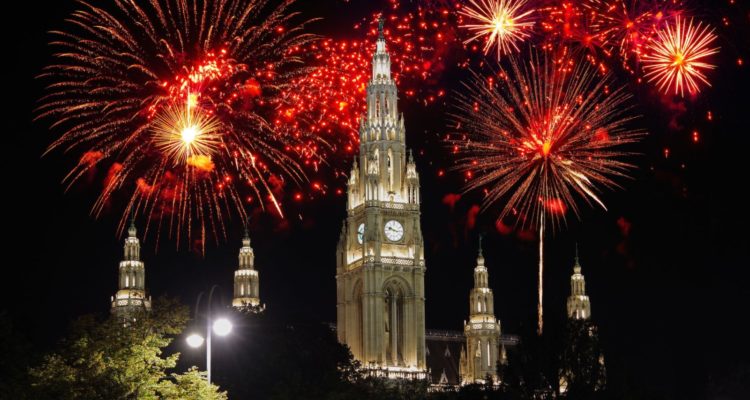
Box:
384;282;405;366
387;149;394;190
487;341;491;367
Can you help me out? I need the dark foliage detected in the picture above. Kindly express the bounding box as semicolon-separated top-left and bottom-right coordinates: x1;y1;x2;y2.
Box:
557;320;607;399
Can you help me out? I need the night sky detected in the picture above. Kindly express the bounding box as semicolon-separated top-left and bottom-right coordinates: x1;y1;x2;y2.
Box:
6;0;750;398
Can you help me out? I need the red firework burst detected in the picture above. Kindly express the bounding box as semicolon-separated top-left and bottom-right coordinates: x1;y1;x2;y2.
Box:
449;52;644;229
37;0;325;249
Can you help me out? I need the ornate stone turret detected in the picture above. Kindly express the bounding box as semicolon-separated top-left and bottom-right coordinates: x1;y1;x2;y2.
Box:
406;150;420;204
460;237;502;384
232;227;261;309
567;246;591;320
336;17;426;379
111;216;151;317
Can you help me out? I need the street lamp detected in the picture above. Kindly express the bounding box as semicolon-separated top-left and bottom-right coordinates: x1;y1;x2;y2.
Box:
186;333;205;348
213;317;233;336
185;285;232;385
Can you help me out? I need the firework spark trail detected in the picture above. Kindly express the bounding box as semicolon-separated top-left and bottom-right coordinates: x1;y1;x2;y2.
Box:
37;0;332;250
642;16;719;96
539;213;544;335
459;0;536;59
449;52;644;333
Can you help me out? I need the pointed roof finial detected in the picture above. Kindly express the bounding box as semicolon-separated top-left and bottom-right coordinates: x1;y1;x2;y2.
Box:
242;216;252;244
574;243;582;273
378;15;385;40
408;149;414;163
478;234;484;257
128;209;137;237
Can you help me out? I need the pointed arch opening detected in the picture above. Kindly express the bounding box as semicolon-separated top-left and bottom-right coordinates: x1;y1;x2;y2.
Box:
383;279;409;366
387;148;394;192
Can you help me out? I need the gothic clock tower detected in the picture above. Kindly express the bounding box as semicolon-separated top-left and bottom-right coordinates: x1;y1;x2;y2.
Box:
336;18;426;378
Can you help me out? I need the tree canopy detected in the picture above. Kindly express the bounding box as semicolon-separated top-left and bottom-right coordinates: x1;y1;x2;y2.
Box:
28;297;226;400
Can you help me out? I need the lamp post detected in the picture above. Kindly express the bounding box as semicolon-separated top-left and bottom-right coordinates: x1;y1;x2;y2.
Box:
186;284;233;385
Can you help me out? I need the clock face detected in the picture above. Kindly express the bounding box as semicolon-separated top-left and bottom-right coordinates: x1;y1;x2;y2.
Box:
357;223;365;244
384;220;404;242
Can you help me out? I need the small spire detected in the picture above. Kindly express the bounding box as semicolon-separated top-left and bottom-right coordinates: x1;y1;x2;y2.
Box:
128;210;137;237
478;234;484;257
408;149;414;163
574;243;582;274
242;217;251;245
378;15;385;40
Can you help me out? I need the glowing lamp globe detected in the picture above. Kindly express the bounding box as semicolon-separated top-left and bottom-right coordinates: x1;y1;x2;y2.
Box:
186;333;205;348
213;318;232;336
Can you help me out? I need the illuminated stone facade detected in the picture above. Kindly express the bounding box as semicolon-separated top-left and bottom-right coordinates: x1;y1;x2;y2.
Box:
232;228;261;309
111;219;151;317
459;241;503;384
335;19;426;378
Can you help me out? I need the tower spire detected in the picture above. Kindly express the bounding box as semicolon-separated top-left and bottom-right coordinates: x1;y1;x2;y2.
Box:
567;247;591;320
128;209;137;238
233;227;261;310
478;234;484;258
370;15;393;86
111;214;151;318
378;15;385;40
